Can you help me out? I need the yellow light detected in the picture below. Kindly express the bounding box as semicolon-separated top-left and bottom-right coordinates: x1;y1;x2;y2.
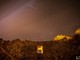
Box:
53;35;66;41
37;45;43;54
53;35;72;41
75;28;80;34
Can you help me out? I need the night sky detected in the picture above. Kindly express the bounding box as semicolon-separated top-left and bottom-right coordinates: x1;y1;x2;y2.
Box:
0;0;80;41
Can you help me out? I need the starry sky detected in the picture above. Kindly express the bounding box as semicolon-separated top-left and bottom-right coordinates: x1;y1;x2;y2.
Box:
0;0;80;41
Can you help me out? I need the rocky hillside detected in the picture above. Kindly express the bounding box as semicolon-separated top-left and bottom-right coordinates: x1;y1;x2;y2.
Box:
0;28;80;60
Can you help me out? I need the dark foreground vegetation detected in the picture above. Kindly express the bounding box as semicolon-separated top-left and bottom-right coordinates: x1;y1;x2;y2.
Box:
0;29;80;60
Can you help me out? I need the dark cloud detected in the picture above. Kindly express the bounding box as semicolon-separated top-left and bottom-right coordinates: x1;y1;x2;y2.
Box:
0;0;80;41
